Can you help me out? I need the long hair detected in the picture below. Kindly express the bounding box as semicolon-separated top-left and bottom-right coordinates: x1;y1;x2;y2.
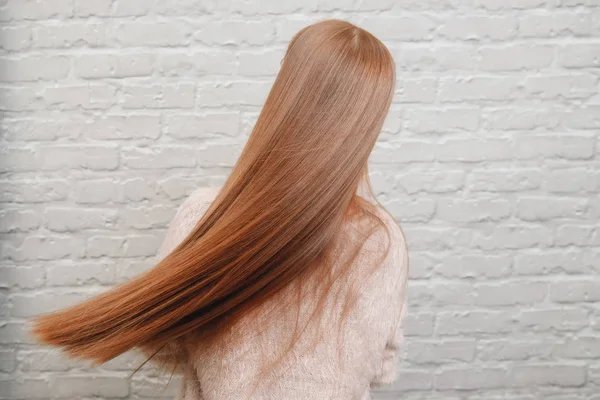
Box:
31;19;403;390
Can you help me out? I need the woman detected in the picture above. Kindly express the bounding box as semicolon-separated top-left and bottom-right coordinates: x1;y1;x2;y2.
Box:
32;19;409;399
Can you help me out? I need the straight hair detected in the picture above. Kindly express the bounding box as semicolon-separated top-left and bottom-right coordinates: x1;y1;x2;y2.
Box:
31;19;406;394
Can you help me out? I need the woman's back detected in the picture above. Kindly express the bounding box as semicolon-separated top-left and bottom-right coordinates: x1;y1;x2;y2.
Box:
157;187;408;400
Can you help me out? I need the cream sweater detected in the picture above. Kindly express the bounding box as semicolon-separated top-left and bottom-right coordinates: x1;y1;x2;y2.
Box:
156;187;408;400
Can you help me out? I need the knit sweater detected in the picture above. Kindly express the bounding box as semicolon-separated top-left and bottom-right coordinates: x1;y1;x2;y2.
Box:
155;187;408;400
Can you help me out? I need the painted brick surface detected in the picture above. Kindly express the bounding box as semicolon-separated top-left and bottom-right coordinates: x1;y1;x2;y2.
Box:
0;1;599;399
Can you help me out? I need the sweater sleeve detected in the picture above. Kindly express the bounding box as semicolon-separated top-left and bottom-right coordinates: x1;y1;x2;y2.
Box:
369;220;409;388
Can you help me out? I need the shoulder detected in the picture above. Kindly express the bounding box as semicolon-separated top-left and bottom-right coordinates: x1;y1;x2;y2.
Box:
365;206;408;268
157;186;222;259
181;186;221;209
175;186;221;219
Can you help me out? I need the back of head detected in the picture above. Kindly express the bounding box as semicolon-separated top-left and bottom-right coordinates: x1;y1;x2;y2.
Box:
30;19;400;392
229;19;396;210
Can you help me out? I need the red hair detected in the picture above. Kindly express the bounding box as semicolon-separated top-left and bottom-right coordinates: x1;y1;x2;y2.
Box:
31;19;406;393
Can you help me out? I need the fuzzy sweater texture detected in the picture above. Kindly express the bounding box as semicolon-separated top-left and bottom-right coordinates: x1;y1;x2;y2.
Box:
155;187;408;400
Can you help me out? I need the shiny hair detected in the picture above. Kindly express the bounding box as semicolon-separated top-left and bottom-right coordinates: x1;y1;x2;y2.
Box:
31;19;405;393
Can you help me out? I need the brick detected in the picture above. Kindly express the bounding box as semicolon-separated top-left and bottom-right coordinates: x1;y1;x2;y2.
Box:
396;45;476;71
479;45;554;71
122;146;197;169
558;44;600;67
0;26;32;51
0;209;41;232
44;207;118;232
474;281;547;306
75;0;152;17
555;225;600;246
470;169;542;192
515;136;595;160
0;349;16;373
361;16;437;41
407;252;435;279
436;139;512;162
478;338;554;361
524;74;598;99
1;117;85;141
0;87;41;111
159;51;235;77
194;20;276;45
519;12;592;37
86;236;126;258
108;21;192;46
196;144;243;167
48;261;116;286
0;378;50;399
550;280;600;303
547;168;594;193
120;205;174;229
396;78;438;103
32;22;105;48
405;339;476;364
387;370;433;391
197;81;270;107
0;180;69;203
238;49;285;77
473;226;553;250
153;0;219;15
0;56;70;82
75;54;154;79
50;375;129;398
85;115;161;140
516;197;588;221
17;349;77;371
435;368;508;390
8;235;85;261
555;337;600;358
396;171;465;194
515;251;587;275
477;0;561;9
566;106;600;129
404;226;473;251
518;308;589;332
0;0;73;21
385;198;436;222
164;113;240;139
123;178;156;202
0;265;45;289
437;198;511;222
439;77;521;102
122;84;195;109
438;15;517;40
484;108;562;131
409;281;474;306
436;311;514;335
11;291;91;317
124;234;163;257
73;179;121;204
402;312;435;337
43;84;118;110
0;147;37;172
371;141;436;163
37;145;119;170
509;365;586;387
405;108;479;132
436;254;512;279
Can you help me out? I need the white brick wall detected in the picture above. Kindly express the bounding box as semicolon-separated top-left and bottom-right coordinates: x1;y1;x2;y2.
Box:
1;1;599;399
